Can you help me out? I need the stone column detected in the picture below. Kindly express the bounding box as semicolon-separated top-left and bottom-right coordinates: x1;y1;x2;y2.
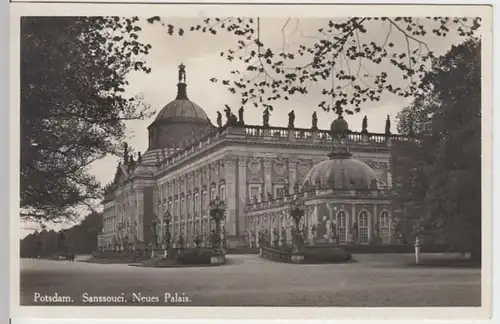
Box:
263;158;273;201
288;159;297;194
214;161;220;198
349;204;356;243
137;189;144;242
312;205;319;244
237;157;247;238
224;157;237;237
326;203;334;243
385;162;393;189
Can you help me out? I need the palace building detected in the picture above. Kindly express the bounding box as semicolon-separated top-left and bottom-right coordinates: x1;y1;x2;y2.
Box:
98;65;414;251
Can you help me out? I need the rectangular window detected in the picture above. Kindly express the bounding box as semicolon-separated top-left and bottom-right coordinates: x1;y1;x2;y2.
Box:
211;187;216;201
194;194;199;217
249;185;260;202
274;185;286;199
220;186;226;200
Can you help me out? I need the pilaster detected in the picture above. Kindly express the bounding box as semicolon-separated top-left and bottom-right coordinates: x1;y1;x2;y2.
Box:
263;158;273;200
288;159;298;193
224;156;237;236
326;203;334;243
386;162;393;189
237;156;247;238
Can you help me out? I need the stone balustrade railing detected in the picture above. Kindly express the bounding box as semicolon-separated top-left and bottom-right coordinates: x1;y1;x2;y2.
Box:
155;124;419;173
245;188;393;213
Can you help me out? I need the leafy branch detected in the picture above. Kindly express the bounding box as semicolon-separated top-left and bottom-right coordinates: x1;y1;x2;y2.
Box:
149;16;481;114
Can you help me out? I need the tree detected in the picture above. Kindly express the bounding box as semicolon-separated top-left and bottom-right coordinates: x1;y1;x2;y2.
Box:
20;211;103;257
64;211;103;254
21;17;154;222
148;16;481;114
394;38;481;261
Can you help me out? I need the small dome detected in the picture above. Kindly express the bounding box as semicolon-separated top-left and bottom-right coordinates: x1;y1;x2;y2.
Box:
331;116;349;133
303;158;379;190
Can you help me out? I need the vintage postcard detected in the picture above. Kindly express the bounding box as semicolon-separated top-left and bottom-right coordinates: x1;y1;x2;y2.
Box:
10;1;493;320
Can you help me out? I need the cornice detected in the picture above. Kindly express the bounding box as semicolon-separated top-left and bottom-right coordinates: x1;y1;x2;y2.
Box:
152;132;395;180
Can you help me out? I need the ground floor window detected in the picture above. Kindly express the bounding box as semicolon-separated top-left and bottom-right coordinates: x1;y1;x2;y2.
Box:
379;210;391;244
358;211;369;244
336;210;347;243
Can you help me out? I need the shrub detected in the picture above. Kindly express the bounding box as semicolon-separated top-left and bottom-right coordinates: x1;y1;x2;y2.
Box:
176;249;222;265
302;247;352;263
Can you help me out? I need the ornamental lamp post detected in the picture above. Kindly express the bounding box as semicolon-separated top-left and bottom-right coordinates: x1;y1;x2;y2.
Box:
209;197;226;250
117;222;124;252
289;199;305;251
151;216;159;258
163;211;172;258
289;199;305;230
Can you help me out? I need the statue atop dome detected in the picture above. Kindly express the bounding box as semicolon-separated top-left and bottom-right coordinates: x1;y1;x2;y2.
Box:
178;63;186;84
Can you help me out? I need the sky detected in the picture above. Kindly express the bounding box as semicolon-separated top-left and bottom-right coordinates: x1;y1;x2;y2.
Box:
20;17;474;237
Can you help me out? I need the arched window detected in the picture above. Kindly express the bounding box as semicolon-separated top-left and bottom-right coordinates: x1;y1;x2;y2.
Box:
379;210;391;244
358;211;369;244
336;210;348;244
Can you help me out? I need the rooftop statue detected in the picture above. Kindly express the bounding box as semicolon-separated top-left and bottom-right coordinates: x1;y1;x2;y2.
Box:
385;115;391;135
263;108;270;128
224;106;232;126
238;106;245;125
362;115;368;133
288;110;295;128
216;111;222;128
230;113;238;126
311;111;318;130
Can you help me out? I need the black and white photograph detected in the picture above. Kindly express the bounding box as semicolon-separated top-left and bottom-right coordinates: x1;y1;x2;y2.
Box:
12;2;492;319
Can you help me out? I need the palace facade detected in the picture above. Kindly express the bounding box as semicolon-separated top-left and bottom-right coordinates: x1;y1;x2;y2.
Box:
98;66;414;251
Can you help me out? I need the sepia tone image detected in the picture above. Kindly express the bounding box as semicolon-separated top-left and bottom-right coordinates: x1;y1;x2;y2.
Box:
17;10;487;311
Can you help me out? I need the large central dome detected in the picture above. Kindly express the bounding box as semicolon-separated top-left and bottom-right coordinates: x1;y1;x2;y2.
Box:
154;83;209;122
147;64;214;151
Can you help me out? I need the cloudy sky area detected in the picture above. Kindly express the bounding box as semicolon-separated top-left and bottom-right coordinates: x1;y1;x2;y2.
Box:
92;17;469;183
21;16;476;236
